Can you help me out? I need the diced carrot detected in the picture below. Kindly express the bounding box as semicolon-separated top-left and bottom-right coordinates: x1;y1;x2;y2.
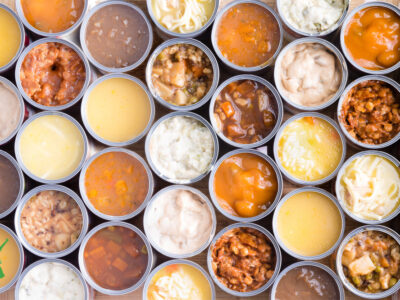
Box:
88;246;106;260
111;257;128;272
221;101;235;118
107;240;122;255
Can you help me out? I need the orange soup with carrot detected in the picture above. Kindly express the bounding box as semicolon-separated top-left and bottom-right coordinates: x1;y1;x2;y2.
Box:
213;153;278;218
83;226;148;291
84;151;149;217
344;6;400;70
216;3;280;68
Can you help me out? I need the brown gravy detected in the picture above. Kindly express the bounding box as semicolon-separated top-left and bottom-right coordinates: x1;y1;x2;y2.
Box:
0;154;20;214
275;266;339;299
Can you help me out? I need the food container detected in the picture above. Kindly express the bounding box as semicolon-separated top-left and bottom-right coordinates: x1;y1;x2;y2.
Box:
15;258;90;300
143;259;216;300
0;77;25;146
0;224;24;294
272;187;345;260
209;74;283;148
209;148;283;222
78;221;154;296
273;112;347;185
337;75;400;149
270;261;345;299
335;150;400;225
145;111;219;184
14;111;89;184
336;225;400;299
207;222;282;297
146;0;219;39
81;73;155;147
14;185;89;258
143;185;216;259
15;38;91;111
340;2;400;75
16;0;88;38
0;150;25;219
276;0;349;39
274;37;348;112
79;147;154;221
146;38;220;111
0;3;25;74
80;1;153;74
211;0;283;73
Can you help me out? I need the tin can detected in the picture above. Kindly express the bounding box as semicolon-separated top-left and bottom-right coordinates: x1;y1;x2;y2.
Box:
146;38;220;111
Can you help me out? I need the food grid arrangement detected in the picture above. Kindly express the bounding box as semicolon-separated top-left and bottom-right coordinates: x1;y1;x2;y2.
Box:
0;0;400;299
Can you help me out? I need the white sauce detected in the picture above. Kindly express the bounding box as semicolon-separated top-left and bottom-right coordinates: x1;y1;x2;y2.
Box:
19;262;85;300
0;82;20;141
149;116;214;181
280;0;345;34
146;189;213;255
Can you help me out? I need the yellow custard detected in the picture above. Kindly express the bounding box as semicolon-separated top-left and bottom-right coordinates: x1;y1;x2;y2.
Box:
276;191;342;257
86;77;151;143
0;7;21;68
19;115;85;180
0;227;21;289
277;116;343;182
147;263;212;300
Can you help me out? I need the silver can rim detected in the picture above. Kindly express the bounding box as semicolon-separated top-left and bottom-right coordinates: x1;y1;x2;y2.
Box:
276;0;349;37
272;186;346;260
0;4;25;73
145;38;220;111
15;258;90;300
0;76;25;146
142;259;216;300
14;37;91;111
269;261;345;300
335;150;400;225
336;225;400;299
0;223;24;295
209;74;284;148
79;0;154;74
79;147;154;221
14;184;89;258
15;0;88;37
146;0;220;38
211;0;283;72
208;148;283;222
78;221;154;295
143;185;217;259
207;222;282;297
14;111;89;184
0;150;25;219
340;1;400;75
144;111;220;184
274;37;348;111
81;73;155;147
273;112;347;185
337;75;400;149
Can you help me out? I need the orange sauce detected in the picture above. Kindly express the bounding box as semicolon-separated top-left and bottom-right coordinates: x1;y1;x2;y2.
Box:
21;0;84;33
216;3;280;68
344;6;400;70
84;152;149;217
213;153;278;218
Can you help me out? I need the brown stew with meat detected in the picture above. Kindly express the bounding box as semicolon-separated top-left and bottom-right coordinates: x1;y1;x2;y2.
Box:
211;227;276;292
151;44;213;106
342;230;400;293
84;226;148;290
214;80;277;144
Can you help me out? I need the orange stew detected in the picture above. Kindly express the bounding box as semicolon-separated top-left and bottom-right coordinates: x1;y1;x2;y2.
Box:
84;152;149;217
216;3;280;68
214;80;277;144
213;153;278;218
344;6;400;70
84;226;148;290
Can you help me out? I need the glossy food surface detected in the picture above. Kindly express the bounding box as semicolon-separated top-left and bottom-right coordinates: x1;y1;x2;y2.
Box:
0;7;20;68
0;154;20;214
0;228;20;289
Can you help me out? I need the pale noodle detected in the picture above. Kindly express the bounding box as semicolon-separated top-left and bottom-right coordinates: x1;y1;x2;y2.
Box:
152;0;213;33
